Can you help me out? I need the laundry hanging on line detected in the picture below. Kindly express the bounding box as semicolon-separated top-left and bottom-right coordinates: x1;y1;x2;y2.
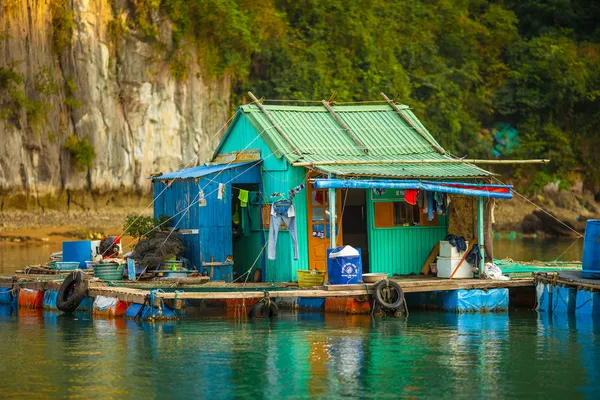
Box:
268;199;298;261
289;183;305;200
218;183;226;200
238;189;249;207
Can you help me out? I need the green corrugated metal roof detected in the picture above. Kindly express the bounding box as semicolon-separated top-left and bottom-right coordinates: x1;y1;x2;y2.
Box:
238;103;492;179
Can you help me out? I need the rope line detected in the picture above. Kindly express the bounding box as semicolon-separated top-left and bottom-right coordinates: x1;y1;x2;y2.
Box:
491;177;583;238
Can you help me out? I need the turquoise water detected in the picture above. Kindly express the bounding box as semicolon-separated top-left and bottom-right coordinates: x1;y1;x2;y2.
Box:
0;308;598;398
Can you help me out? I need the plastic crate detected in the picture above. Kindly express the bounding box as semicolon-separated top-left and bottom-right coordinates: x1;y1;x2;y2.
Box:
52;261;80;271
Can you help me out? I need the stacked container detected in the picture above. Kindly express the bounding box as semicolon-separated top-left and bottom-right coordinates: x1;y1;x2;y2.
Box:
437;241;473;279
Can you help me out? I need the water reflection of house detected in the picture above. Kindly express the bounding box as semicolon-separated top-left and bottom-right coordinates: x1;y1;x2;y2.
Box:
151;98;511;282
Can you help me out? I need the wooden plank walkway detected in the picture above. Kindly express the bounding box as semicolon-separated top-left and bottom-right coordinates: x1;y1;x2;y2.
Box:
1;275;534;309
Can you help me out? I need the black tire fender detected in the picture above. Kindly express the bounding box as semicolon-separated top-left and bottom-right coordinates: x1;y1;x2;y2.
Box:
373;279;404;311
57;271;87;312
248;299;279;318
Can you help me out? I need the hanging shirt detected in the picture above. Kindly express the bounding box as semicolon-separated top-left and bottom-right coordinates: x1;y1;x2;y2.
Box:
218;183;225;200
427;191;434;221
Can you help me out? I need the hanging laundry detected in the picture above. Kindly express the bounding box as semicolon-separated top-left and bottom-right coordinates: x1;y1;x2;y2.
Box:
404;189;418;205
434;192;444;214
491;198;496;224
427;191;434;221
288;183;306;200
232;205;240;226
423;190;429;214
198;189;207;207
314;191;324;205
218;183;225;200
238;189;249;207
417;190;425;208
268;199;298;261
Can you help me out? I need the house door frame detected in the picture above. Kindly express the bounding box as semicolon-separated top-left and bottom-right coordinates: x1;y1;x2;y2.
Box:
306;182;343;272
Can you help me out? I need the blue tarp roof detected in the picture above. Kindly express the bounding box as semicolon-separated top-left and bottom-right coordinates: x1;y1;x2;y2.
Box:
151;161;259;181
313;178;513;199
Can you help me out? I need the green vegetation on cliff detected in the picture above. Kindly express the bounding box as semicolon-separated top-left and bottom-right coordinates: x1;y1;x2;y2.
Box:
126;0;599;190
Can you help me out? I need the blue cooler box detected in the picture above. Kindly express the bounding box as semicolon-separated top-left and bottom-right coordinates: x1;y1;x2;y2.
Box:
327;246;362;285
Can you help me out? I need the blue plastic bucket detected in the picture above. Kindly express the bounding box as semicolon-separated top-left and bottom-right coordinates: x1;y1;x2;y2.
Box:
327;247;362;285
62;241;92;269
582;220;600;279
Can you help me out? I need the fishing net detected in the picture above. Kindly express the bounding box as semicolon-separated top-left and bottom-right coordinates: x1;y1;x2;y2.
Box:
130;232;185;269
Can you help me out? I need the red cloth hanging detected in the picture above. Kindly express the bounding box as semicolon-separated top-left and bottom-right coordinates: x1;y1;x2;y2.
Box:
314;191;324;205
404;189;418;205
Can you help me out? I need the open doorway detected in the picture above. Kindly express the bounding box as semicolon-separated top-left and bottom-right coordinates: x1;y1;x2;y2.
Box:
340;189;370;272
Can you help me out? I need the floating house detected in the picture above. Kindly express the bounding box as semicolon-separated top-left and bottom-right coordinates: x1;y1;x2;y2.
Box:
151;95;512;282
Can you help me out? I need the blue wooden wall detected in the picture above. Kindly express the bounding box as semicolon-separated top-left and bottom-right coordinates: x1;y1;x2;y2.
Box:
152;163;261;281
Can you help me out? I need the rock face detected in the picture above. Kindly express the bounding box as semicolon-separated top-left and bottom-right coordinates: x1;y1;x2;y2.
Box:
0;0;230;197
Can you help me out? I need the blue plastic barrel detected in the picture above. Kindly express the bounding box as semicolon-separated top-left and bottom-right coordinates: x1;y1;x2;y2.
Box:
582;219;600;279
62;241;92;269
327;247;362;285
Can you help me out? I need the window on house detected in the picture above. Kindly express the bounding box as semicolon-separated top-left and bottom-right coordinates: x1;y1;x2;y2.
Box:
373;201;438;228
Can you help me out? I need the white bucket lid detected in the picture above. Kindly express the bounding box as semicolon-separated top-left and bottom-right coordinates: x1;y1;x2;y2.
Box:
329;245;360;258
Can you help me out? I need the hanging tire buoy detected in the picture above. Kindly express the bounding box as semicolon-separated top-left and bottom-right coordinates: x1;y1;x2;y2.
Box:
248;298;279;318
373;279;404;312
57;270;87;312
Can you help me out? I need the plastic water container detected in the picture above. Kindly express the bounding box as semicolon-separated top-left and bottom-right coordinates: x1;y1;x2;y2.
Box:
437;256;473;279
327;246;362;285
582;219;600;279
440;241;469;258
62;241;92;269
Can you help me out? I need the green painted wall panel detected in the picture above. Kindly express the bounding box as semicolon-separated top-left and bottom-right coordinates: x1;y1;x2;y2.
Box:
264;166;309;282
219;114;288;171
218;113;309;282
367;190;448;275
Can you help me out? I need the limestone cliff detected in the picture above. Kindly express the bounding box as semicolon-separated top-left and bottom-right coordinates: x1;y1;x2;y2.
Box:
0;0;231;199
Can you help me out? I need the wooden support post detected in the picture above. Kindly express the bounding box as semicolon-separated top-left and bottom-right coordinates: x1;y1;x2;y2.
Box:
328;173;336;250
321;100;369;154
247;92;302;156
478;196;485;277
381;92;446;155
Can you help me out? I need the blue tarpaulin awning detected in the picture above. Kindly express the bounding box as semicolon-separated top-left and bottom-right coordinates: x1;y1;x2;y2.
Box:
312;178;512;199
150;161;261;181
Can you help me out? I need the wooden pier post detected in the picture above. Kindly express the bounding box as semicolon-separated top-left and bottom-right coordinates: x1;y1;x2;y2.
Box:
328;173;336;250
478;197;485;276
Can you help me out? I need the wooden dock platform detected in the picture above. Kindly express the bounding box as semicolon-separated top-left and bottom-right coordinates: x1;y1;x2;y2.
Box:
0;275;534;310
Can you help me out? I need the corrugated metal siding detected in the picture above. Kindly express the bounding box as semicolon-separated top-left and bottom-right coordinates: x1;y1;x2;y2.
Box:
368;227;448;275
263;166;309;282
152;164;261;281
366;190;448;275
214;112;310;282
153;180;203;271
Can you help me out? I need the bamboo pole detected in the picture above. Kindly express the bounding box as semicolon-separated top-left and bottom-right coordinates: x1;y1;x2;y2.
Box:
247;91;302;155
321;100;369;154
292;159;550;167
381;92;446;155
